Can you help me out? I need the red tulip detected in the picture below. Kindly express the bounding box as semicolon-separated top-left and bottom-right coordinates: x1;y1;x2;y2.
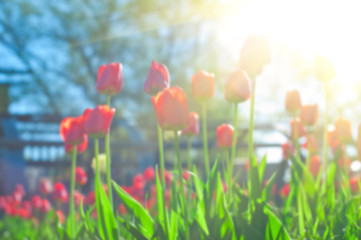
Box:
314;55;335;82
144;167;155;182
224;69;251;103
334;117;352;142
52;183;68;203
281;142;294;159
290;118;305;139
152;87;189;131
279;183;290;198
39;178;52;195
133;174;145;190
86;191;95;205
216;124;234;149
239;34;271;78
55;210;64;224
300;104;318;126
96;62;123;95
75;167;88;186
65;134;88;154
60;115;86;145
285;90;302;113
83;105;115;138
31;195;43;210
73;190;85;206
144;60;170;95
191;71;215;101
350;177;359;194
181;112;200;137
118;204;127;215
182;170;190;181
40;199;51;213
309;155;321;177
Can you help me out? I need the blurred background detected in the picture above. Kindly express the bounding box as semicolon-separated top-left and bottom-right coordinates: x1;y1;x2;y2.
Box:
1;0;361;194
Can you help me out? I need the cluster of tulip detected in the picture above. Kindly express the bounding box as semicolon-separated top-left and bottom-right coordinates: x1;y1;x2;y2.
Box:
3;33;361;239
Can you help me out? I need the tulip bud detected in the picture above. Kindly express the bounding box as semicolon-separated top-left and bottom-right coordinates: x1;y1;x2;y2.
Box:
239;34;271;78
300;104;318;126
281;141;294;159
290;118;306;139
216;124;234;149
75;167;87;186
40;199;51;213
224;69;251;103
285;90;302;113
334;117;352;143
309;155;321;177
144;60;170;96
152;87;189;131
279;183;290;198
96;62;123;95
60;116;86;146
144;167;155;182
52;183;68;203
181;112;200;137
191;71;215;101
314;55;335;82
83;105;115;138
39;178;52;195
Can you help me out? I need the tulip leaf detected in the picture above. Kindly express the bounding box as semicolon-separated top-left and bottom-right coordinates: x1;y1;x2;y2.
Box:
113;181;154;239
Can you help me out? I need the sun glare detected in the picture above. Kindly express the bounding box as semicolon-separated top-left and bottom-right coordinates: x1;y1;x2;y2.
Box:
217;0;361;88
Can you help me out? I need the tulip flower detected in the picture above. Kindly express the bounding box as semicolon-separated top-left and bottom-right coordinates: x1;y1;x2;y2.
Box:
152;87;189;131
281;142;294;159
290;118;306;139
144;167;155;182
96;62;123;95
239;34;271;78
86;191;95;205
334;117;352;143
350;177;359;194
285;90;302;113
31;195;43;210
300;104;318;126
191;71;215;101
144;60;170;95
73;191;85;206
60;115;86;146
65;134;88;154
55;210;65;224
75;167;87;186
216;124;234;149
52;183;68;203
314;55;336;82
39;178;52;195
309;155;321;177
133;174;145;190
279;183;290;198
181;112;200;137
40;199;51;213
83;105;116;138
224;69;251;103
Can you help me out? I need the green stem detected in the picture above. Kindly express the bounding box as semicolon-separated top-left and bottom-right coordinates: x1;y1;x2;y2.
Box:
229;103;239;196
201;102;210;177
248;78;256;163
293;118;301;161
105;95;113;209
95;138;100;182
69;146;77;238
157;124;169;236
174;131;189;240
323;81;329;175
187;137;192;171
